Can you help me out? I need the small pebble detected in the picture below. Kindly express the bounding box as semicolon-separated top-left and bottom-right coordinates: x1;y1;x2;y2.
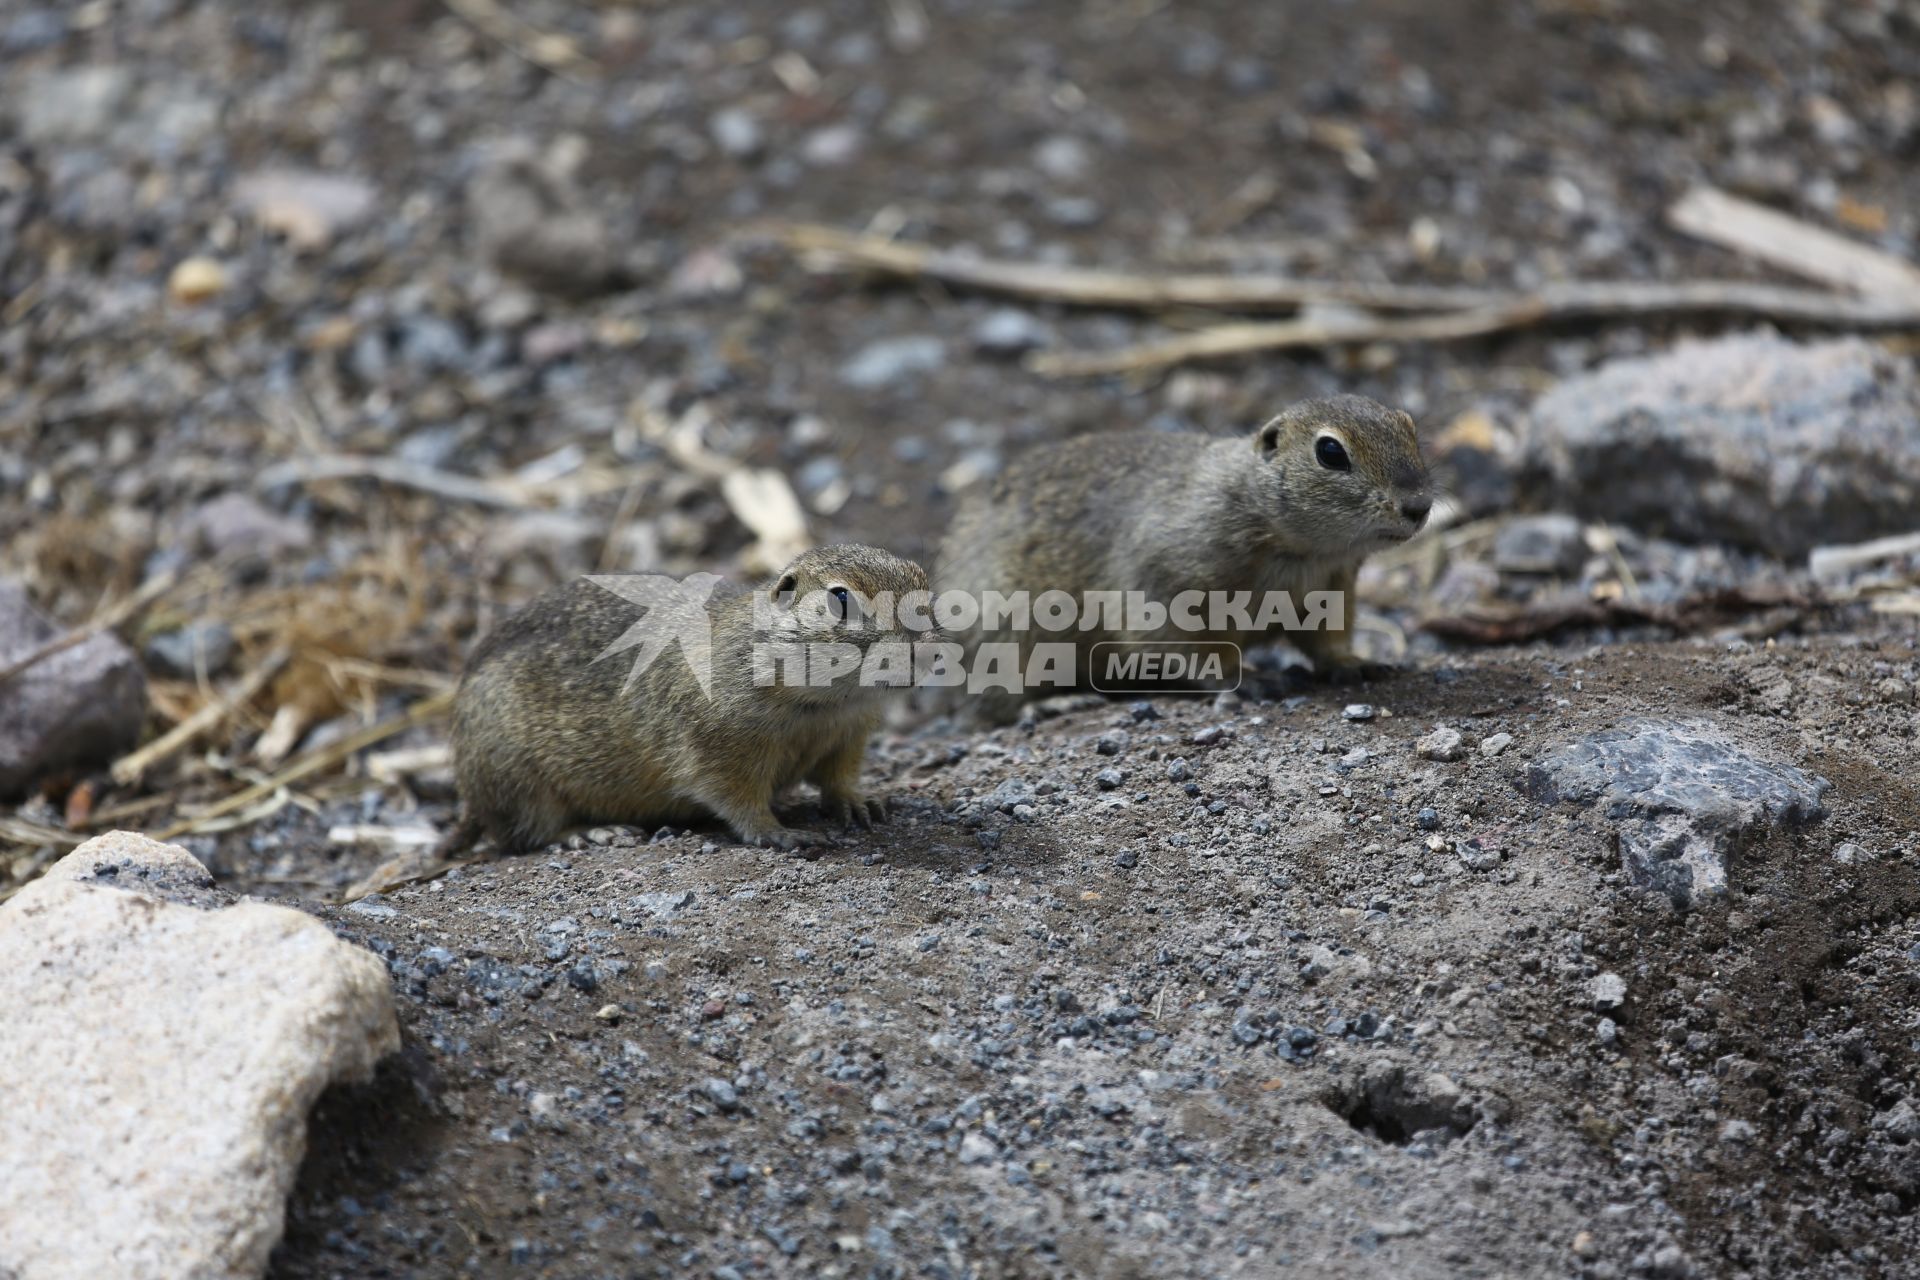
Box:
1343;703;1375;722
168;257;228;304
1480;732;1514;757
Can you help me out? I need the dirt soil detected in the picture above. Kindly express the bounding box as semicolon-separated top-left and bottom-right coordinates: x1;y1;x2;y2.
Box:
282;642;1920;1279
4;0;1920;1276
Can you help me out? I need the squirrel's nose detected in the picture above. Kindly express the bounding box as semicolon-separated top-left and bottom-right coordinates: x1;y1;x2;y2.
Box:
1400;497;1432;525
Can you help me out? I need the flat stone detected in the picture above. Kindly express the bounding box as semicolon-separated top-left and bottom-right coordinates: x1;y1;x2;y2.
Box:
1520;718;1829;908
1523;334;1920;558
232;169;377;250
1415;725;1465;762
0;832;399;1279
839;336;945;390
0;580;147;799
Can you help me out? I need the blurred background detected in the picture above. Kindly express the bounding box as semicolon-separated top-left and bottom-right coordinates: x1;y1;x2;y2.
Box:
2;0;1918;895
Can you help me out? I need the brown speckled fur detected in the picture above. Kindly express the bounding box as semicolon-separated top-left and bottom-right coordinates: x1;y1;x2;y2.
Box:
448;545;928;853
936;396;1432;723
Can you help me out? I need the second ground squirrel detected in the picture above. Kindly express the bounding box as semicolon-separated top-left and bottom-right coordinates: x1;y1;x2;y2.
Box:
936;395;1433;722
446;545;929;854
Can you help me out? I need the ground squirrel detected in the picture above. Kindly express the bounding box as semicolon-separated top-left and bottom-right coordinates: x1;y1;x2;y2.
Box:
937;395;1432;722
446;545;929;854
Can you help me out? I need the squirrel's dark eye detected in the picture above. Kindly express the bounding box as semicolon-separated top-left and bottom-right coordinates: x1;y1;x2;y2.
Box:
1314;436;1351;472
828;586;851;619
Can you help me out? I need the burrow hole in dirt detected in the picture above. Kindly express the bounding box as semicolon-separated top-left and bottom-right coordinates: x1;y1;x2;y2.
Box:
1323;1076;1478;1148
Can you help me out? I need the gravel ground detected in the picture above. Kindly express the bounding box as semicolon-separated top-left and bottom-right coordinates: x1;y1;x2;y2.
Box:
280;640;1920;1279
5;0;1920;1276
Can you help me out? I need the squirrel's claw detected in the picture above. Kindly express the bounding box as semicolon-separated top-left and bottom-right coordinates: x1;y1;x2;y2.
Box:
824;795;887;830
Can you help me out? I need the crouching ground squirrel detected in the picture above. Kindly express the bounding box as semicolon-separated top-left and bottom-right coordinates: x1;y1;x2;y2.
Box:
446;544;929;854
937;395;1432;722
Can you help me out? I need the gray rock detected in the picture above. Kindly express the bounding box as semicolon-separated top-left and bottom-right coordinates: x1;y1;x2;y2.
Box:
0;581;147;799
801;123;863;167
0;832;398;1279
709;107;764;159
985;777;1037;813
48;153;138;236
957;1132;998;1165
1523;335;1920;557
1492;514;1587;576
1480;733;1513;757
1343;703;1376;721
1033;135;1094;182
972;308;1052;356
1415;726;1465;762
467;149;627;297
839;336;946;389
1043;195;1105;228
14;66;131;144
1520;718;1829;908
628;890;696;920
1458;843;1500;872
2;9;65;54
1590;972;1627;1012
232;168;377;249
187;493;312;560
144;622;235;680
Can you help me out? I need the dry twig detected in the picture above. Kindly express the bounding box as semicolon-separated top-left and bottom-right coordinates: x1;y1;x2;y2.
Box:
773;223;1920;376
1809;530;1920;583
154;690;454;841
1420;586;1824;645
1668;186;1920;301
441;0;598;83
110;650;291;787
255;455;534;510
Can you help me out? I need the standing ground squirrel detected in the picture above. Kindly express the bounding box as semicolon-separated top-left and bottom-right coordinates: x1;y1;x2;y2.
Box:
446;545;929;854
937;395;1432;722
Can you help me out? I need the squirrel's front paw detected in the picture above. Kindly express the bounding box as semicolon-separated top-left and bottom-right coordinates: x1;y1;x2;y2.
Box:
824;795;889;830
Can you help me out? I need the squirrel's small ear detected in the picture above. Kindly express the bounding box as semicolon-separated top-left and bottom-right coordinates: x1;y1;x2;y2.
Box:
1397;410;1417;434
770;573;798;609
1254;418;1284;460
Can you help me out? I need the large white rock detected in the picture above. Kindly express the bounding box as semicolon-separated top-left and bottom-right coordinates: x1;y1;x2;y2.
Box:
0;832;399;1280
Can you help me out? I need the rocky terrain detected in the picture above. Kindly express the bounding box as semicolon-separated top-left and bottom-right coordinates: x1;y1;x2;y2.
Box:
3;0;1920;1277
